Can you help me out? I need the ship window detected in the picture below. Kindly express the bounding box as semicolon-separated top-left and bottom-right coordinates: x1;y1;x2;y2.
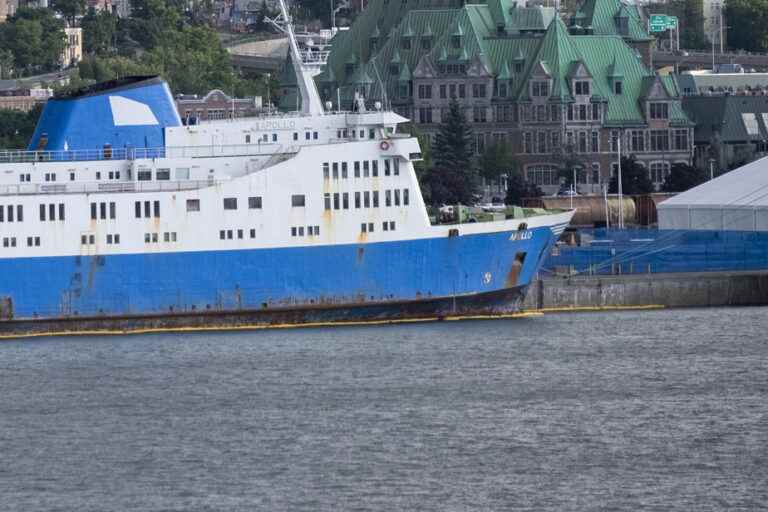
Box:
164;232;170;242
250;228;256;238
291;194;306;207
404;188;409;205
313;132;318;140
293;132;298;141
171;232;176;242
59;204;65;221
272;133;277;142
394;189;401;206
138;170;152;181
223;198;238;210
341;162;348;178
333;193;340;210
219;230;225;240
368;222;374;232
187;199;200;212
364;191;371;208
332;162;339;179
394;159;400;175
135;201;141;218
144;201;150;218
107;234;113;244
359;130;365;138
27;236;33;246
6;205;12;222
248;196;262;209
305;132;310;140
109;202;116;219
361;223;367;233
114;234;120;244
298;226;304;236
237;229;243;239
91;202;97;220
291;227;297;237
39;204;45;221
153;201;160;217
152;233;158;243
70;172;75;181
175;168;190;180
145;233;151;243
373;191;379;207
225;230;232;240
343;192;349;209
81;235;87;245
354;161;360;178
109;172;114;180
323;162;329;178
100;202;106;220
372;160;378;177
383;221;388;231
246;134;251;143
384;159;391;176
369;129;375;139
49;204;55;221
390;221;395;230
324;193;331;210
385;190;392;206
95;172;100;180
17;205;22;222
363;161;370;177
355;192;361;209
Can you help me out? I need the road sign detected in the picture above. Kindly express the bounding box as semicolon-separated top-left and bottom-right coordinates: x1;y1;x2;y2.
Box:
649;14;677;32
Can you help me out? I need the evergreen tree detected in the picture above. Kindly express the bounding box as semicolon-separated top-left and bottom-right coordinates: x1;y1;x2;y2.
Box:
725;0;768;52
505;172;543;206
52;0;87;27
661;162;708;192
608;156;654;195
423;99;478;206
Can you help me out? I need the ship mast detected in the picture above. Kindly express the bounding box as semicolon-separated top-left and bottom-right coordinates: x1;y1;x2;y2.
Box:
277;0;325;116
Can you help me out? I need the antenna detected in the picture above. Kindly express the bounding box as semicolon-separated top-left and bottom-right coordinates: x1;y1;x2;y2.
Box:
370;55;389;109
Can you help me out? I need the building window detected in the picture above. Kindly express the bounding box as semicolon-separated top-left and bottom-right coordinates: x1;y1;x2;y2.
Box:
526;165;558;186
472;83;487;98
574;80;590;96
649;102;669;120
610;130;620;152
578;131;587;153
439;84;446;98
591;131;599;153
650;130;669;152
418;84;432;99
458;84;465;98
673;129;689;151
523;132;533;154
649;162;670;185
536;131;546;154
531;81;549;97
418;107;433;124
473;107;487;123
614;81;623;95
248;196;262;209
631;130;645;152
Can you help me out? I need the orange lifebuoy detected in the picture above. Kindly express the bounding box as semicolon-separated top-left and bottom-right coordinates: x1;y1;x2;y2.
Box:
379;140;390;151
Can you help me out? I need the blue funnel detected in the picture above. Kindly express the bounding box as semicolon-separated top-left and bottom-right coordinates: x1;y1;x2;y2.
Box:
28;76;182;152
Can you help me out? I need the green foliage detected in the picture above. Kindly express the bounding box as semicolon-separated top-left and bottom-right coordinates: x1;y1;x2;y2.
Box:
477;141;517;183
725;0;768;52
0;105;43;149
81;8;118;56
0;49;14;79
0;8;66;75
608;156;654;195
51;0;87;27
646;0;707;50
661;162;708;192
505;172;543;206
422;100;479;206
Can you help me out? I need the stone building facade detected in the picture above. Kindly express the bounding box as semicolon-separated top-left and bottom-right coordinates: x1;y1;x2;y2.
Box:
301;0;692;195
175;89;264;122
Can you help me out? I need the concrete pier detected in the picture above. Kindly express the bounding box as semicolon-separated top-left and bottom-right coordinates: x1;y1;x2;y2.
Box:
522;270;768;311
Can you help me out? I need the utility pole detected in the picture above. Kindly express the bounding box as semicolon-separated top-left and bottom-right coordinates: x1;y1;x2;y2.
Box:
617;134;624;230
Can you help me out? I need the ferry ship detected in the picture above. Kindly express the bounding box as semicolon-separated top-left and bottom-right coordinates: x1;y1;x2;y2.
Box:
0;1;573;336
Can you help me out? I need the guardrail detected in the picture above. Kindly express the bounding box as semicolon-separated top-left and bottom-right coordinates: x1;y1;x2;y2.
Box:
0;179;221;197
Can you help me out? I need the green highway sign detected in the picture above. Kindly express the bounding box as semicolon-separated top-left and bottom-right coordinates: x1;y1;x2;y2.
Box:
649;14;677;32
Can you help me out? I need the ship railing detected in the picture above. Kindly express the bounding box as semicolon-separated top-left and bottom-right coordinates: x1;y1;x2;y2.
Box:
0;143;294;164
0;179;224;196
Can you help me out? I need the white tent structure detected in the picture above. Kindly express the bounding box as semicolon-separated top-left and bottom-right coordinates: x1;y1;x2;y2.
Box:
658;156;768;231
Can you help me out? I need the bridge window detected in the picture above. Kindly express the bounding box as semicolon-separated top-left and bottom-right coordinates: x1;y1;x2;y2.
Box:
138;170;152;181
248;196;262;209
292;194;306;207
156;169;170;181
223;198;238;210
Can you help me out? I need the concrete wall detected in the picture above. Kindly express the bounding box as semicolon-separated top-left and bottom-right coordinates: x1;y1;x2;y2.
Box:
522;270;768;310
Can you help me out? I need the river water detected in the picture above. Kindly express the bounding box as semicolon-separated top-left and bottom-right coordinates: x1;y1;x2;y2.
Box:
1;307;767;511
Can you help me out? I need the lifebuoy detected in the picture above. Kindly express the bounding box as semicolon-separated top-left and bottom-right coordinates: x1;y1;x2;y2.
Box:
379;140;390;151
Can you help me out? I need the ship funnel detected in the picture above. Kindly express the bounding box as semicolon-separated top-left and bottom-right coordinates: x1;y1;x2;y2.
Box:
27;76;182;152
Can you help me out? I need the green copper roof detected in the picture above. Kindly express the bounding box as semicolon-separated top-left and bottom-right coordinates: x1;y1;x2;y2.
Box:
607;53;625;77
497;60;511;80
573;0;651;41
399;62;411;81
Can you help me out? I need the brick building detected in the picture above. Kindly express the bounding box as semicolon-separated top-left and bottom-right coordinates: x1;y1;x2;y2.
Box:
0;88;52;112
295;0;693;195
175;89;264;122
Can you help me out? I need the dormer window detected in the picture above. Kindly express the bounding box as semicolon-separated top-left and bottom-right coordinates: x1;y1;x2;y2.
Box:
616;17;629;36
345;63;355;75
401;38;411;50
421;37;432;50
390;64;399;75
497;81;508;98
614;80;623;95
369;37;378;52
531;81;549;97
650;102;669;119
574;80;590;96
451;35;461;49
514;62;524;73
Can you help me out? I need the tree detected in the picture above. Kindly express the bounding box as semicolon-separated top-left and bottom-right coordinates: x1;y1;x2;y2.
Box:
52;0;87;27
725;0;768;52
478;141;516;184
0;104;43;149
608;156;654;195
646;0;707;50
505;171;543;206
661;162;708;192
0;8;66;75
422;99;478;205
81;8;118;56
0;49;14;79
